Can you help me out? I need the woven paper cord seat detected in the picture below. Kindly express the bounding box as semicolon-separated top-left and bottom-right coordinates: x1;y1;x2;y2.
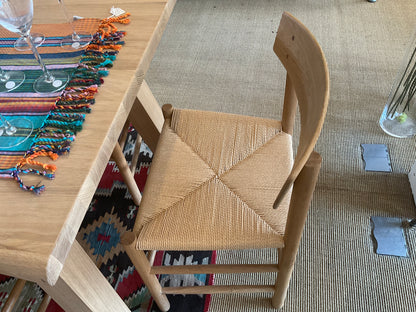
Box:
122;11;329;311
135;109;293;251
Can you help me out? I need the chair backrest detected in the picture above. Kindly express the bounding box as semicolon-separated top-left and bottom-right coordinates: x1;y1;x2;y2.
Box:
273;12;329;208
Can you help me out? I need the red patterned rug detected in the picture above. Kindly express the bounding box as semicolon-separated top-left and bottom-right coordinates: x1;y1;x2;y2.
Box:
0;129;215;312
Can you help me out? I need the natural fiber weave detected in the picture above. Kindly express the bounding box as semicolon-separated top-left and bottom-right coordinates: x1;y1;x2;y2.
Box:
145;0;416;311
136;108;293;250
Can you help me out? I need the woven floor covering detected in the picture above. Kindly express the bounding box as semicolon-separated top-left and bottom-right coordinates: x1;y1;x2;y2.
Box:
0;130;215;312
143;0;416;311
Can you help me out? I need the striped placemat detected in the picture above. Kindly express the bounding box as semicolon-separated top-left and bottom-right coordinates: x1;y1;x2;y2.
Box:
0;14;130;193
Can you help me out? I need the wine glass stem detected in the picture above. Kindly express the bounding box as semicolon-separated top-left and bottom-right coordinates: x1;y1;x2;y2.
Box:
0;68;10;82
57;0;78;40
23;35;54;83
0;114;14;134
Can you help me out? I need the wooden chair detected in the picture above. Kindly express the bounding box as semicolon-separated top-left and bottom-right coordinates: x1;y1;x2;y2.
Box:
121;11;329;311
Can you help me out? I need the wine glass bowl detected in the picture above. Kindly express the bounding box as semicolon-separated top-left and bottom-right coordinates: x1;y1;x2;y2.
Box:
58;0;92;50
61;31;91;50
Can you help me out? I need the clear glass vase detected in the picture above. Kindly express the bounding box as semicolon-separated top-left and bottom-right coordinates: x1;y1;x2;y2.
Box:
380;29;416;138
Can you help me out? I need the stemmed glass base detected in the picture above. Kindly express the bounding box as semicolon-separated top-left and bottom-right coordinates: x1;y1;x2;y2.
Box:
33;70;69;93
0;71;25;92
14;32;45;51
61;31;92;50
0;117;33;149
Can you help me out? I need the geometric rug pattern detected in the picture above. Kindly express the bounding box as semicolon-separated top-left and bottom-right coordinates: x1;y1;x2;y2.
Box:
0;128;215;312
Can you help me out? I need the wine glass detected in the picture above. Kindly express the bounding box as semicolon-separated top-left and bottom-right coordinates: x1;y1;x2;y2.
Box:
0;52;29;148
0;67;31;149
58;0;92;50
0;67;24;92
0;0;69;93
0;113;33;149
14;32;44;51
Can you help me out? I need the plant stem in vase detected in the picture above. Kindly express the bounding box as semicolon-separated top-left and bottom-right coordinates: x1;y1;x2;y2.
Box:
380;30;416;138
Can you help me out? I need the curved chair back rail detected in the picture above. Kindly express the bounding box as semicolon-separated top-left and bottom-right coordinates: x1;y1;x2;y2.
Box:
273;12;329;209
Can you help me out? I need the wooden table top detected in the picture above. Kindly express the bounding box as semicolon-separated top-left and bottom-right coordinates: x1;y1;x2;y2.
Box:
0;0;175;286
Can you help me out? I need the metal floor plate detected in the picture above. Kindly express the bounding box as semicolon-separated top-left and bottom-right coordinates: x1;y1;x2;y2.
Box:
361;144;392;172
371;216;408;257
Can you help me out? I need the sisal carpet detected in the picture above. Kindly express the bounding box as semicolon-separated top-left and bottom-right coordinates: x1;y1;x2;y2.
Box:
144;0;416;311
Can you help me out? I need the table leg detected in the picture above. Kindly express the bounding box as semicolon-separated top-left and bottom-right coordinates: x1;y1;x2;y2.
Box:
38;241;130;312
128;80;164;152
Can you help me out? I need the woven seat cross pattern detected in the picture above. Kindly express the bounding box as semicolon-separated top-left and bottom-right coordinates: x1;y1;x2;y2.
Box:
122;11;329;311
135;108;293;251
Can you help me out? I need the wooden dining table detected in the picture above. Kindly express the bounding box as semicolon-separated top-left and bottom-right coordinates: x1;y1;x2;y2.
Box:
0;0;176;310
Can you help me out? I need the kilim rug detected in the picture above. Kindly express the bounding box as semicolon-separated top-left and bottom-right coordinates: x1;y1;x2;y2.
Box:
0;129;216;312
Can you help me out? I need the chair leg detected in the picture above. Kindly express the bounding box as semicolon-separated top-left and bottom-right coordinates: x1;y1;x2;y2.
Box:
2;279;25;312
130;134;142;174
111;143;142;206
273;247;296;309
121;232;170;312
118;119;131;152
272;152;322;309
37;293;52;312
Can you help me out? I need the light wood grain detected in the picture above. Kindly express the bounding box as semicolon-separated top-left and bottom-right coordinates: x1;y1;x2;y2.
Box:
111;80;159;206
121;232;170;312
111;143;142;205
272;152;322;309
0;0;176;290
130;135;142;173
150;264;279;275
38;241;131;312
129;80;164;152
37;293;52;312
281;74;297;136
273;12;329;209
147;249;157;266
162;285;276;295
118;120;131;152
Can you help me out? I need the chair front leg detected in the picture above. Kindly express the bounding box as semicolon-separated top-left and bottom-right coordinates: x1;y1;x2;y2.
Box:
121;232;170;312
272;152;322;309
